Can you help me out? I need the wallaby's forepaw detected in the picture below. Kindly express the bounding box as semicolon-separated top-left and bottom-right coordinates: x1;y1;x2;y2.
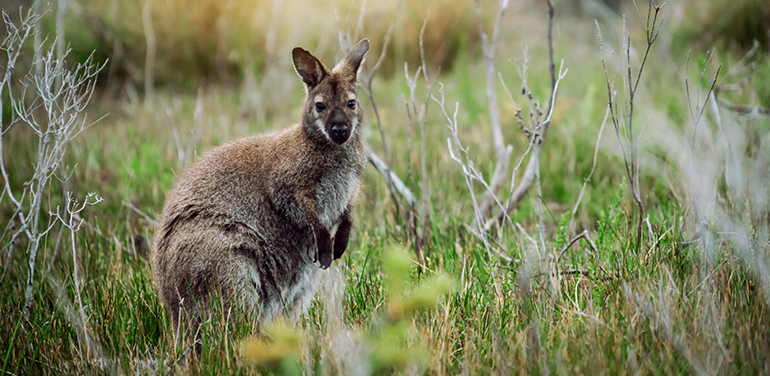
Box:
319;251;332;269
333;216;352;260
317;237;333;269
313;225;334;269
333;238;348;260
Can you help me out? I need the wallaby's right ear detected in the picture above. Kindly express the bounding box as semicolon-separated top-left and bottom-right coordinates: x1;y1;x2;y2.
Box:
292;48;328;89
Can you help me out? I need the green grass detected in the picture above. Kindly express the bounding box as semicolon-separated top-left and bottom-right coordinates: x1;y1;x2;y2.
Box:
2;1;770;374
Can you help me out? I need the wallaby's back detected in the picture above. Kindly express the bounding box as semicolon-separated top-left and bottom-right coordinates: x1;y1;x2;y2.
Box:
151;39;370;333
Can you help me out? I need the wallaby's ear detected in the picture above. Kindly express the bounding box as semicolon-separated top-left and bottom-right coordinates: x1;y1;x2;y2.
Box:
292;47;328;89
333;39;370;79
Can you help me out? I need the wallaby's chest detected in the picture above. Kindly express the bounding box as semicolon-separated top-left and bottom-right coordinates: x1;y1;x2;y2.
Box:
315;167;360;232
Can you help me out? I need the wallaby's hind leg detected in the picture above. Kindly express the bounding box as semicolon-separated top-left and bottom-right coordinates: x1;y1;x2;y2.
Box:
155;222;262;337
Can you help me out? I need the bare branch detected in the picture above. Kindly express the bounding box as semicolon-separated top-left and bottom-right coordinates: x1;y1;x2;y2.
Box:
353;1;410;216
404;62;425;265
685;50;722;143
685;48;721;260
50;192;103;358
557;229;610;276
366;145;419;211
569;107;610;232
474;0;512;219
597;0;663;250
490;49;568;224
124;202;159;228
417;16;434;259
400;14;440;267
437;89;490;255
711;42;767;118
359;1;399;166
541;0;556;140
435;84;514;261
715;99;770;116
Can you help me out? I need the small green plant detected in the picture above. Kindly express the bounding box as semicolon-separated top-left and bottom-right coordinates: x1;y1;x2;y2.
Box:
240;320;303;374
240;246;454;374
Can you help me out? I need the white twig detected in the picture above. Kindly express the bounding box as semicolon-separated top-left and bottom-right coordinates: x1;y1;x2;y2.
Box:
491;59;568;225
435;85;512;262
366;145;419;211
124;202;159;228
474;0;512;219
569;106;610;232
50;192;103;358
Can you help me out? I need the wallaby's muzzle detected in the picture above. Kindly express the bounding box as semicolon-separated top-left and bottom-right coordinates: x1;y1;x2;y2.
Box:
329;110;350;144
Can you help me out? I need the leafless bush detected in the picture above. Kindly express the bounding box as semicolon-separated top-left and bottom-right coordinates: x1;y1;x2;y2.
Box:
437;85;510;262
712;42;769;117
596;1;663;250
683;48;770;308
0;8;105;321
349;0;408;216
684;51;721;263
620;19;770;374
401;14;436;267
437;0;567;268
473;0;513;223
338;1;435;266
50;192;103;359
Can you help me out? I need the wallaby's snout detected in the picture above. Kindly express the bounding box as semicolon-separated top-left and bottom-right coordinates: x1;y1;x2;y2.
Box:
329;110;350;144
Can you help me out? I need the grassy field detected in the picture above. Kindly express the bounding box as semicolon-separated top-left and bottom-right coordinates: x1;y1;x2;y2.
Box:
2;0;770;374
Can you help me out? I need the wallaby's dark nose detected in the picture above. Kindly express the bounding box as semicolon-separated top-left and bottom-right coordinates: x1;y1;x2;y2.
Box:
331;123;348;137
329;111;350;144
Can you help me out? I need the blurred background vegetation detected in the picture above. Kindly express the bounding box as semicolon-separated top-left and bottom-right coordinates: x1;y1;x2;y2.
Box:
5;0;487;92
1;0;770;374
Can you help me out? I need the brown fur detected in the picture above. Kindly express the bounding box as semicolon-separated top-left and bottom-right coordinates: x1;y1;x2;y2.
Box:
151;40;370;334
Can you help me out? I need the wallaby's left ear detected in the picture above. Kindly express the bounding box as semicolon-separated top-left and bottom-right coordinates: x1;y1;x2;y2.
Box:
334;39;370;79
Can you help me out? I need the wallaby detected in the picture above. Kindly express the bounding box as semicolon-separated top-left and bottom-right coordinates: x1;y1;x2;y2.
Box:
151;39;370;335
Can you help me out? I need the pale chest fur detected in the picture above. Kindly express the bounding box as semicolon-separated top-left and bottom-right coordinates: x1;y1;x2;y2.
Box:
316;168;360;232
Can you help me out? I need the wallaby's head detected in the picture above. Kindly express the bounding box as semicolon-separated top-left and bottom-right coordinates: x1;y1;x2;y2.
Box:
292;39;370;145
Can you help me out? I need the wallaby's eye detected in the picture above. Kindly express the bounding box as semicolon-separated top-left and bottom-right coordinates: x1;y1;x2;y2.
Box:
315;102;325;112
347;100;355;109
